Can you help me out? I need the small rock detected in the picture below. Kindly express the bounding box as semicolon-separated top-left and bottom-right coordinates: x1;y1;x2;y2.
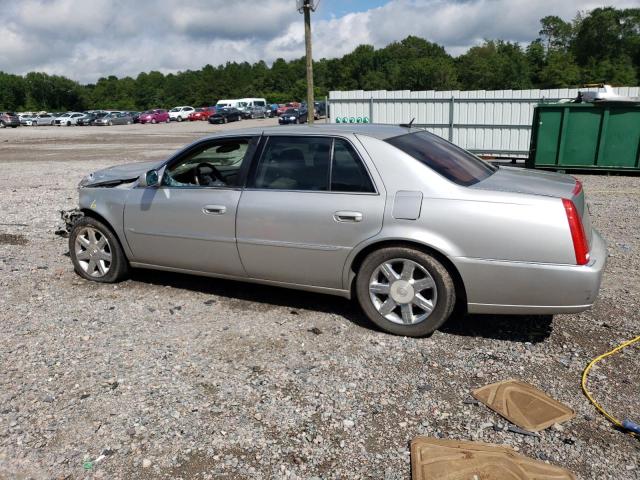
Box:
343;419;355;429
142;458;152;468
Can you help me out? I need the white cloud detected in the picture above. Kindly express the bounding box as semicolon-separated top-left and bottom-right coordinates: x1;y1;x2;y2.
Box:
0;0;636;83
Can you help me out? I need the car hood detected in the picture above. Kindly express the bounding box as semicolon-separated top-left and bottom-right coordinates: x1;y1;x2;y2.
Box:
472;166;576;199
80;160;164;187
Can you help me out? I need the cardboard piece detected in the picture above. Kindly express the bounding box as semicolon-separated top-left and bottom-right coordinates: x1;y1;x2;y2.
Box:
411;437;576;480
472;379;575;432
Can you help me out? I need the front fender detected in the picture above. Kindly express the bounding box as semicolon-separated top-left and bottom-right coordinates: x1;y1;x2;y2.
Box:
78;188;132;259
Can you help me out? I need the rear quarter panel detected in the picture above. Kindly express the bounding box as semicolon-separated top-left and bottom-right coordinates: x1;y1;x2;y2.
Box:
351;134;576;264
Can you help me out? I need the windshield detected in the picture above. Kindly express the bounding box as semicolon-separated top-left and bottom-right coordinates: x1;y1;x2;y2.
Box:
385;131;496;186
285;109;296;114
170;108;180;112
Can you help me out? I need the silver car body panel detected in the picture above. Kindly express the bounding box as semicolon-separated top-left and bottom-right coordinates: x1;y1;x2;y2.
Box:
74;124;606;314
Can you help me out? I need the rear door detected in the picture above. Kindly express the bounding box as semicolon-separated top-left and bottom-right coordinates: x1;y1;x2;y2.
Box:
236;135;385;289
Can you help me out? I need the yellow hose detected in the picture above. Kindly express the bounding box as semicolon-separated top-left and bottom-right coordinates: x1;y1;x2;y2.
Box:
581;335;640;437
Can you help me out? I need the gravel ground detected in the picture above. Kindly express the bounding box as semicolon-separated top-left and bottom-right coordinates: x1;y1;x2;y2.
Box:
0;121;639;480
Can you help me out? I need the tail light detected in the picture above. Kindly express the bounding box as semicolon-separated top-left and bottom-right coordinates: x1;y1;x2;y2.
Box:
562;198;589;265
571;178;583;196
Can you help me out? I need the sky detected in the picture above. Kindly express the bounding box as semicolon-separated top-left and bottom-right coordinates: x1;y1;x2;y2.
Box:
0;0;636;84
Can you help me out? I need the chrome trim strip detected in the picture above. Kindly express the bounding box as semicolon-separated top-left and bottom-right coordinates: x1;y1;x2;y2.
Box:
237;237;347;251
126;228;236;243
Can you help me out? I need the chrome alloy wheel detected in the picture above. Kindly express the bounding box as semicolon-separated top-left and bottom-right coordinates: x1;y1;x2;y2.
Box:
368;258;437;325
75;227;112;277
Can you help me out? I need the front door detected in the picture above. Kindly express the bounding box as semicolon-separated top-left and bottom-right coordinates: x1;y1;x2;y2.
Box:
124;136;257;276
236;135;385;289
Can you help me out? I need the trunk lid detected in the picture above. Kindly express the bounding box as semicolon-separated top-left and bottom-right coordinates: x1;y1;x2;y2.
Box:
472;166;592;246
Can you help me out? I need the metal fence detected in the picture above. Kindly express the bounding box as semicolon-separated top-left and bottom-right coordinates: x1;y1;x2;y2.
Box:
328;87;640;157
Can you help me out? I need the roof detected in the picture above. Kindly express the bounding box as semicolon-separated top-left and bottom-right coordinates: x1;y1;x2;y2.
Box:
215;123;417;140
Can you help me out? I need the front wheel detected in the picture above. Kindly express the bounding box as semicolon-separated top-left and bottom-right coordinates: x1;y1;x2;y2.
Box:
356;247;455;337
151;119;157;124
69;216;129;283
177;116;183;122
0;121;5;129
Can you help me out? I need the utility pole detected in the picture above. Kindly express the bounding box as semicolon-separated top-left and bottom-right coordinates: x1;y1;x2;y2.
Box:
298;0;317;124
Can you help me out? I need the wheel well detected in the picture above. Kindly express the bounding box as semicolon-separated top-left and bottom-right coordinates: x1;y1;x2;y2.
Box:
350;240;468;313
80;209;128;254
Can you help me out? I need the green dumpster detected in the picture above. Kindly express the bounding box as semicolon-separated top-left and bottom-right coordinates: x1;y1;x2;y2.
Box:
527;102;640;172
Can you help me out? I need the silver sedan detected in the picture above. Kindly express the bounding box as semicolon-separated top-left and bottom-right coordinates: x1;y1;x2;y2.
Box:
62;124;606;336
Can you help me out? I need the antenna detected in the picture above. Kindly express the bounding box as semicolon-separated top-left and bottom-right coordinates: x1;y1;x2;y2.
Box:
399;118;416;128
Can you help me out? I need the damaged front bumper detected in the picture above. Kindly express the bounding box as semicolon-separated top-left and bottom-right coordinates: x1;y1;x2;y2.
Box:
54;209;84;238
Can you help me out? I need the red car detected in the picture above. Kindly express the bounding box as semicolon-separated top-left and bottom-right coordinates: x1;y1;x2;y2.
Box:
277;102;300;116
138;109;170;124
188;107;215;121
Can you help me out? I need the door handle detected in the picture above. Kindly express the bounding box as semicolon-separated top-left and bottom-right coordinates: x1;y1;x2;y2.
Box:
334;211;363;222
202;205;226;215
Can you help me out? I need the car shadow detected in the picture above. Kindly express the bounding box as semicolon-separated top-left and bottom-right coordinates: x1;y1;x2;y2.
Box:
129;269;553;343
440;313;553;343
129;269;373;330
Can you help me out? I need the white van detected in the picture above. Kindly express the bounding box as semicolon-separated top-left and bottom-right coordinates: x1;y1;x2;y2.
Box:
239;98;267;108
216;99;246;110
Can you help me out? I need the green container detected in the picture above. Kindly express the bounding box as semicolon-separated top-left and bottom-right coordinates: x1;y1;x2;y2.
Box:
527;102;640;172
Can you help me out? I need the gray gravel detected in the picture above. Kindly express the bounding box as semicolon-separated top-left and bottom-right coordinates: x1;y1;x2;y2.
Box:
1;122;639;479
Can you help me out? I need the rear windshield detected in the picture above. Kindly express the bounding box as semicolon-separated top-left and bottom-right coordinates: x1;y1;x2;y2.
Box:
385;131;496;186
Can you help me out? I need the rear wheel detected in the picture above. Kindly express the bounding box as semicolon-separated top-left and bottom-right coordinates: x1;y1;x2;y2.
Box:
356;247;455;337
69;217;129;283
152;119;157;124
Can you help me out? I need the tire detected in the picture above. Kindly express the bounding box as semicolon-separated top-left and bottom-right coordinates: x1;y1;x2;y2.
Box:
0;121;5;128
152;119;157;124
67;121;71;126
177;116;183;122
165;118;170;123
223;117;228;124
127;120;131;125
108;121;112;126
69;216;129;283
355;246;455;337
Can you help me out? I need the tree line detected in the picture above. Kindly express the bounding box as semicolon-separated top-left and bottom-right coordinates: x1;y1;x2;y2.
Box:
0;7;638;112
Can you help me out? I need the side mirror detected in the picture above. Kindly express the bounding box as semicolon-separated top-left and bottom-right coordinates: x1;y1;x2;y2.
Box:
139;169;160;187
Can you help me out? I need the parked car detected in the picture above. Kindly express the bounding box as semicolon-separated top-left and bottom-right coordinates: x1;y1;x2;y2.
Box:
314;101;327;119
139;109;170;124
247;105;268;119
129;112;142;123
76;112;100;126
0;112;20;128
19;115;34;126
169;106;195;122
277;102;300;116
61;124;606;337
188;107;215;121
54;112;85;126
208;107;243;124
93;112;133;126
278;107;308;124
32;114;55;126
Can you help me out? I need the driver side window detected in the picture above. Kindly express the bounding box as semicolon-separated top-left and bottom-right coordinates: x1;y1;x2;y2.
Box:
163;138;252;188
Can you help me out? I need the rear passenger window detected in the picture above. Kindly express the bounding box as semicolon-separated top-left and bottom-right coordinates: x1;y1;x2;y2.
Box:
331;139;375;193
250;136;332;191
